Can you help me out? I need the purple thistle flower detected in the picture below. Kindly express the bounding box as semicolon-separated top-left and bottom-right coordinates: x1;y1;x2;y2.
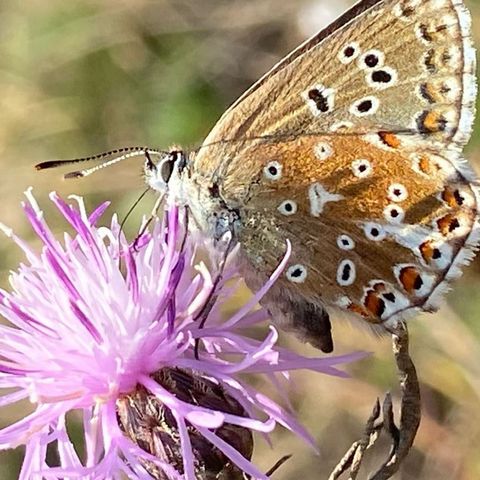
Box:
0;190;366;479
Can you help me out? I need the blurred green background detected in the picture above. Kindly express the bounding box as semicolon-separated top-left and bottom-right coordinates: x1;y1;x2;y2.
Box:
0;1;479;478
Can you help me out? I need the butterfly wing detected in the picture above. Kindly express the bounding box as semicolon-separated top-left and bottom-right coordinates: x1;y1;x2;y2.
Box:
230;133;478;319
196;0;475;151
185;0;478;347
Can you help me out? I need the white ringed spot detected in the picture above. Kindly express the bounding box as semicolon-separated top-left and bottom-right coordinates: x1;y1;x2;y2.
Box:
351;159;372;178
409;153;459;181
350;96;380;116
337;259;356;286
410;154;431;177
286;264;308;283
277;200;297;216
439;186;476;209
338;42;361;64
384;204;405;224
388;183;408;202
419;238;453;270
393;264;436;298
303;84;335;116
314;142;333;161
434;212;472;239
263;161;282;181
366;67;398;90
308;183;344;217
337;234;355;251
364;222;386;241
358;49;385;70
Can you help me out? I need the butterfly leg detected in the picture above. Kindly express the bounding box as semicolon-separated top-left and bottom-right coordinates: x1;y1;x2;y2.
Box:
131;193;164;252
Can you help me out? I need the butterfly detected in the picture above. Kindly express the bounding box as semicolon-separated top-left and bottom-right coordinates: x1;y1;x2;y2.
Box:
38;0;478;353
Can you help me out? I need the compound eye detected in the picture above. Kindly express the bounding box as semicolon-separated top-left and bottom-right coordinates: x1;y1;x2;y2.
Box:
160;157;175;183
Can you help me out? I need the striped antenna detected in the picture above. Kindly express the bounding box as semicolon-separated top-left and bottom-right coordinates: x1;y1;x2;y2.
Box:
35;147;164;179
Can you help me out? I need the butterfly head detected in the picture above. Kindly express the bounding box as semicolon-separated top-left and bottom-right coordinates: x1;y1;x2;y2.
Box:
143;148;239;240
144;149;188;196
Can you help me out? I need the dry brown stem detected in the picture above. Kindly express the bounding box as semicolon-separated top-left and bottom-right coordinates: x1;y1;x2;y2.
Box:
328;324;421;480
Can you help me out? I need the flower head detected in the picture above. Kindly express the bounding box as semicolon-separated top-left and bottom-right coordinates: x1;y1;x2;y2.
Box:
0;190;366;479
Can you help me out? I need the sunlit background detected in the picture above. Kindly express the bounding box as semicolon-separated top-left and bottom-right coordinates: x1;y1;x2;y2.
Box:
0;1;479;478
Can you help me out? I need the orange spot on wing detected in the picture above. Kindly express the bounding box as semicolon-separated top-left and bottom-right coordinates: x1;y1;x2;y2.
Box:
418;155;435;175
399;267;421;294
425;112;438;131
441;187;464;208
437;214;460;236
420;111;446;132
421;82;442;103
420;240;434;262
379;132;401;148
441;187;457;207
364;291;386;318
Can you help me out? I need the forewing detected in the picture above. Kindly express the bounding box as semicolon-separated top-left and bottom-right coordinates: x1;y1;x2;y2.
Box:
195;0;475;172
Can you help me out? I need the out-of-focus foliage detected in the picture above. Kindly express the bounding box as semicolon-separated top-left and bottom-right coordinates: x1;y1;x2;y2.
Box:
0;1;479;478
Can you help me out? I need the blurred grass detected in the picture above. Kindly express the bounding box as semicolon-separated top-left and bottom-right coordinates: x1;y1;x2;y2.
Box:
0;0;479;478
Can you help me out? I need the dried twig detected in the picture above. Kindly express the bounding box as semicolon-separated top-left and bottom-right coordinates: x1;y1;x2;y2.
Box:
328;324;421;480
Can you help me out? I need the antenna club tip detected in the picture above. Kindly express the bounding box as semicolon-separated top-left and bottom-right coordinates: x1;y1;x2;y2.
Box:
64;171;84;180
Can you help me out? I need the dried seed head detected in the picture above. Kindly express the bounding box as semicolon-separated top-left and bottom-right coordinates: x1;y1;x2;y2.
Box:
117;367;253;479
